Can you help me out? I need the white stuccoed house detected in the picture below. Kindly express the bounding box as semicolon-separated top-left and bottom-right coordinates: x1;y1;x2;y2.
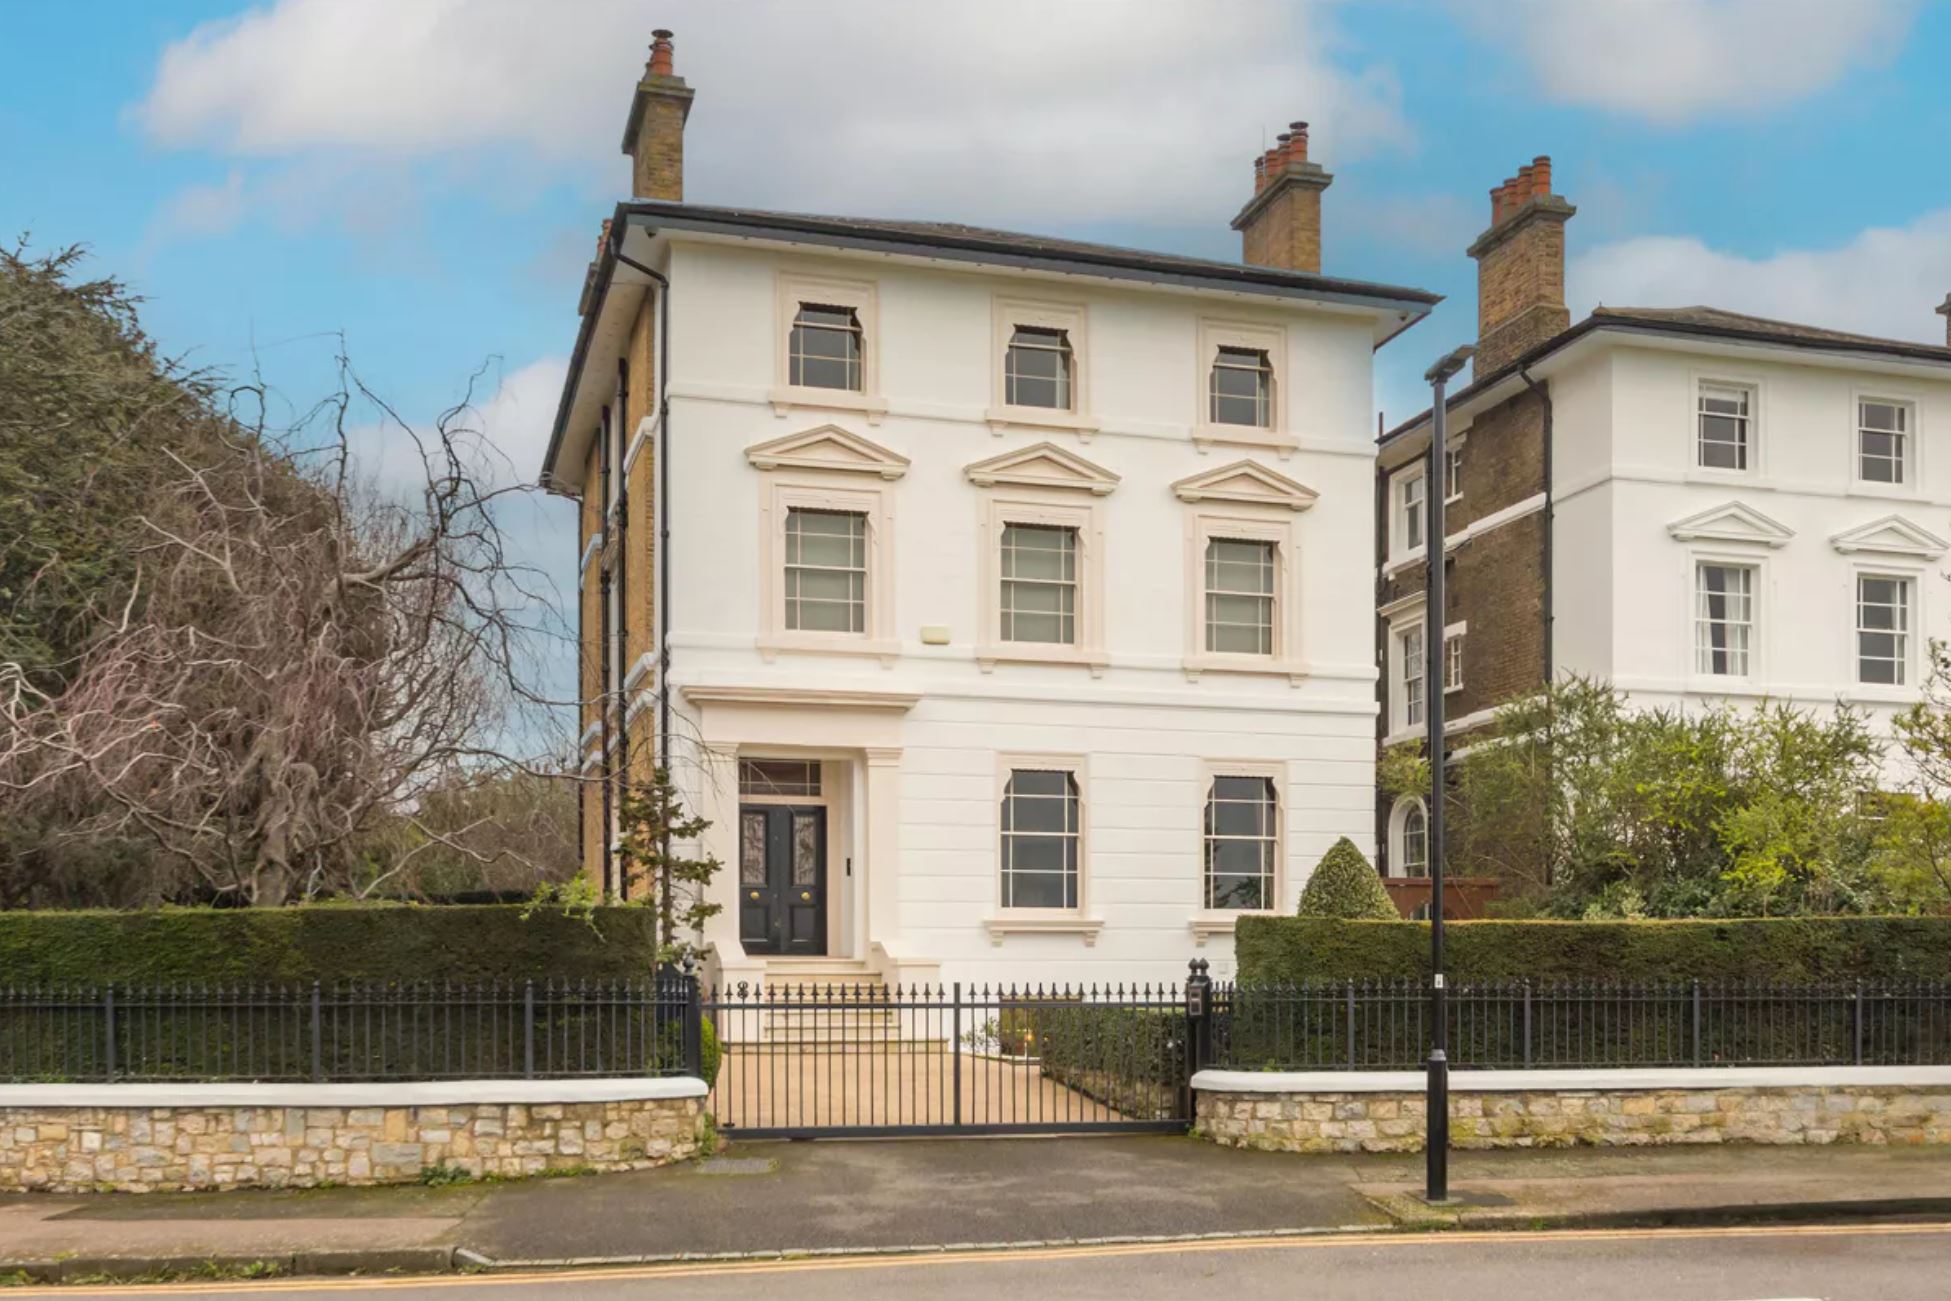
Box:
540;30;1438;989
1374;159;1951;883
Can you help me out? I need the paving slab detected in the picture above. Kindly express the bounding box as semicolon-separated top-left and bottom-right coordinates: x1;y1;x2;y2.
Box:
1362;1143;1951;1230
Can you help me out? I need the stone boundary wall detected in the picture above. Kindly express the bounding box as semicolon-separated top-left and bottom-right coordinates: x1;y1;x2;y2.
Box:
1192;1067;1951;1154
0;1079;708;1193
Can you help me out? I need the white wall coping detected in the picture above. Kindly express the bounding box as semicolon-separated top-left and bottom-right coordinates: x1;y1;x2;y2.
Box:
1192;1066;1951;1095
0;1077;708;1109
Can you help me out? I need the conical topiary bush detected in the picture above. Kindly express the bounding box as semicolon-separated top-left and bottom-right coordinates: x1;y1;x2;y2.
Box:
1296;836;1399;919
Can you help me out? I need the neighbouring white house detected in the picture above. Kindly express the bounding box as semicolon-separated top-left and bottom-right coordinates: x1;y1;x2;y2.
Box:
538;30;1438;987
1374;157;1951;889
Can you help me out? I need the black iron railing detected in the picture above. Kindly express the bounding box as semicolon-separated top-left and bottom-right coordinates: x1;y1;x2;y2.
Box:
1209;979;1951;1072
0;979;695;1083
701;980;1191;1137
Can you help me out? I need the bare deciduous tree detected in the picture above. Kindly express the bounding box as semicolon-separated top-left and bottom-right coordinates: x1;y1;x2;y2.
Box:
1;348;576;905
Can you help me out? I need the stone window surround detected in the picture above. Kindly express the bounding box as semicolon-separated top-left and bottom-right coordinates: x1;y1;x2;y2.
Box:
1850;385;1923;497
755;476;898;665
770;269;888;423
1194;316;1294;455
1687;368;1765;484
1189;758;1287;944
987;294;1098;436
1182;507;1305;684
1683;546;1770;691
974;490;1110;675
984;751;1103;946
1850;561;1922;700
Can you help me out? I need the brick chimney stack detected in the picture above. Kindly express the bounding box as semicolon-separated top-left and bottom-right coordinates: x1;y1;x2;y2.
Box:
1469;155;1576;374
621;28;694;202
1231;120;1335;273
1937;293;1951;347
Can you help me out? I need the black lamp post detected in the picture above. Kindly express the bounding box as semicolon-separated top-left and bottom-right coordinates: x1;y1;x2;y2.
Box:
1421;343;1473;1204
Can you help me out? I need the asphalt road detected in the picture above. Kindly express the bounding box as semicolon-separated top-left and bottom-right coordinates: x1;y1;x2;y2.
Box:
21;1222;1951;1300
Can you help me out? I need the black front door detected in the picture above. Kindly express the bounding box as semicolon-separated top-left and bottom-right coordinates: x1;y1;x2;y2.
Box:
738;804;827;955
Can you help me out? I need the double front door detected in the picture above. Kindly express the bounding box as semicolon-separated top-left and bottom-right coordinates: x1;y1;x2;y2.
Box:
739;804;827;955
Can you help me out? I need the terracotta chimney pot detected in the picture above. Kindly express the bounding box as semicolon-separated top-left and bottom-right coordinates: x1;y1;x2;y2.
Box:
648;29;675;77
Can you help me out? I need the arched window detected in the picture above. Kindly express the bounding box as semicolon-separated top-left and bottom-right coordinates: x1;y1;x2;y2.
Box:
1204;775;1277;910
1389;797;1428;879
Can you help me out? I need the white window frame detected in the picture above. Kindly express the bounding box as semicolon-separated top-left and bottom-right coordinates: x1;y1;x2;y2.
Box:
1387;796;1429;880
1193;317;1293;454
771;270;886;422
984;753;1102;945
1443;622;1465;694
1443;440;1464;504
756;476;897;663
976;492;1108;674
1182;509;1304;682
1391;462;1428;560
988;295;1096;435
1693;559;1757;681
1852;390;1919;494
1692;375;1760;478
1852;567;1918;694
1383;598;1428;743
1196;759;1285;919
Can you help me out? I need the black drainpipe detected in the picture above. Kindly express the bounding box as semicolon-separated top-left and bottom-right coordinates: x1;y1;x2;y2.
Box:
596;405;614;897
613;241;675;949
613;359;630;898
1372;432;1390;872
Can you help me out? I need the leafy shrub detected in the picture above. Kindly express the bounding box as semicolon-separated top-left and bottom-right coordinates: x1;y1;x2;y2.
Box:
1297;838;1397;919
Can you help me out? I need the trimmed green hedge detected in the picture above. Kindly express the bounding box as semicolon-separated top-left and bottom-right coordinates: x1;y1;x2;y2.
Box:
0;905;661;986
1236;916;1951;984
1032;1004;1184;1122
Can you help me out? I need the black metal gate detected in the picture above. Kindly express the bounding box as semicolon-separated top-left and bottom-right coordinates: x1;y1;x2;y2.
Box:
702;976;1197;1138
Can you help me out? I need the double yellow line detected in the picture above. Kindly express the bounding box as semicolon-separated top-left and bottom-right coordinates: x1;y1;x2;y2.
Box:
21;1220;1951;1296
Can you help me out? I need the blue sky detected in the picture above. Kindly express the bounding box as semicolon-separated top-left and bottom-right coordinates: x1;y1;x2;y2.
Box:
5;0;1949;719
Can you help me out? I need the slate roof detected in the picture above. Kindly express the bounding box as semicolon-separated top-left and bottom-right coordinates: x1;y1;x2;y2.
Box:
1588;305;1951;361
615;200;1442;308
1382;302;1951;446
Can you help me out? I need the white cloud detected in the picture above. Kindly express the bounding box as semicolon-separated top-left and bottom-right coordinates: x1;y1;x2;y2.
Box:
1573;210;1951;344
1477;0;1917;125
151;168;248;239
135;0;1412;227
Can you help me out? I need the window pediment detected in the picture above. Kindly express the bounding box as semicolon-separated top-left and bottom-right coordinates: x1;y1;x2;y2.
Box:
963;442;1120;496
1830;514;1948;560
1665;501;1793;549
1172;460;1318;511
745;424;909;480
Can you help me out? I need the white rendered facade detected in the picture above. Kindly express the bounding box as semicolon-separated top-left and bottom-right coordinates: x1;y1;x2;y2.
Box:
622;232;1408;987
1413;327;1951;778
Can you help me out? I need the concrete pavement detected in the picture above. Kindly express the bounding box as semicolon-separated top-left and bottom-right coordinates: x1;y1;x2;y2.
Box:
3;1136;1950;1282
11;1223;1951;1299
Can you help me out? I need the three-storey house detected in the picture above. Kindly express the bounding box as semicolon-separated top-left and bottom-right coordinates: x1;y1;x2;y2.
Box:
541;31;1437;986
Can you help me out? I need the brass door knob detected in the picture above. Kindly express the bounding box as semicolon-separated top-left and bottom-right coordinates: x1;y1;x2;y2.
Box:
800;891;812;901
749;890;760;900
